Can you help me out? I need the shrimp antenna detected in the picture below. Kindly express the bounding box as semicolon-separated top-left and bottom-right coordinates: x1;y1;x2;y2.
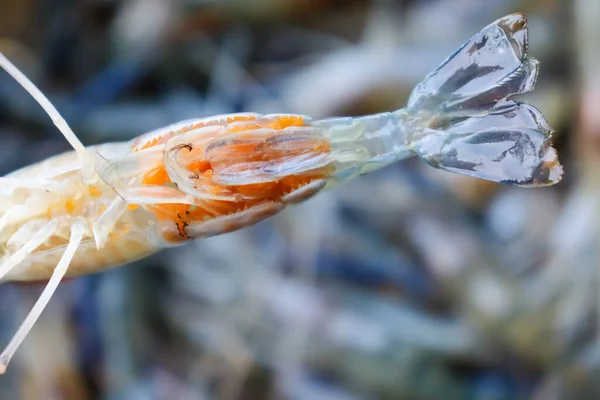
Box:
0;223;85;373
0;52;95;182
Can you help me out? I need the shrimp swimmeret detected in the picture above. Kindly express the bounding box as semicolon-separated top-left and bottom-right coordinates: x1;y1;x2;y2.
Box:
0;13;562;373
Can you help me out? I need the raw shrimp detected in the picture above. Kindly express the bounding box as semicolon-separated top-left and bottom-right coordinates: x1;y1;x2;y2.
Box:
0;13;561;373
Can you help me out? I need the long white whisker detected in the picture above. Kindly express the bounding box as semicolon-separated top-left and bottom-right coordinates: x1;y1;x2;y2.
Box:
0;223;84;373
0;52;95;182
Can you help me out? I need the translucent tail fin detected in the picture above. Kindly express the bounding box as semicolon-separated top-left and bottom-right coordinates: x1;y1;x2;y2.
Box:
408;13;562;186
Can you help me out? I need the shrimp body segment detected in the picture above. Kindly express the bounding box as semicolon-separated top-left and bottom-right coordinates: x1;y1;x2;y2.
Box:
0;13;562;373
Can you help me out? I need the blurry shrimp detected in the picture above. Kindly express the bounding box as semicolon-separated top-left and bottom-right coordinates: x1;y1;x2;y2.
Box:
0;13;562;373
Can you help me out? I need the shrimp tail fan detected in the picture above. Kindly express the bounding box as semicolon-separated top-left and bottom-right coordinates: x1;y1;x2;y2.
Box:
408;13;562;186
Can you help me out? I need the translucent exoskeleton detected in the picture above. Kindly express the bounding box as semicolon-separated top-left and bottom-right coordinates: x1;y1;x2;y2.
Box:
0;13;561;373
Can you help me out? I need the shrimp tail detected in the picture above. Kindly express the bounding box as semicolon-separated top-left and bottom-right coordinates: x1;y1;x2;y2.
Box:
407;13;562;186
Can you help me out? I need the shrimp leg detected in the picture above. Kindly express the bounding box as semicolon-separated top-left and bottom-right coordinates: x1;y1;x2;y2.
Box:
0;223;84;373
0;177;64;194
0;220;58;281
0;205;27;235
183;201;284;239
0;53;95;182
92;198;126;249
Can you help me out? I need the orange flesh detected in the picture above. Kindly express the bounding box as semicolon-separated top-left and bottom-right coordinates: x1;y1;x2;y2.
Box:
132;115;331;242
88;185;102;197
65;199;76;214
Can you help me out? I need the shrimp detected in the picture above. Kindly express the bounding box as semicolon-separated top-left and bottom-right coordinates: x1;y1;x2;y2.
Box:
0;13;561;373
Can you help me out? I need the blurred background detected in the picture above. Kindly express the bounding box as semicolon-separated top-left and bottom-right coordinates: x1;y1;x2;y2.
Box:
0;0;592;399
